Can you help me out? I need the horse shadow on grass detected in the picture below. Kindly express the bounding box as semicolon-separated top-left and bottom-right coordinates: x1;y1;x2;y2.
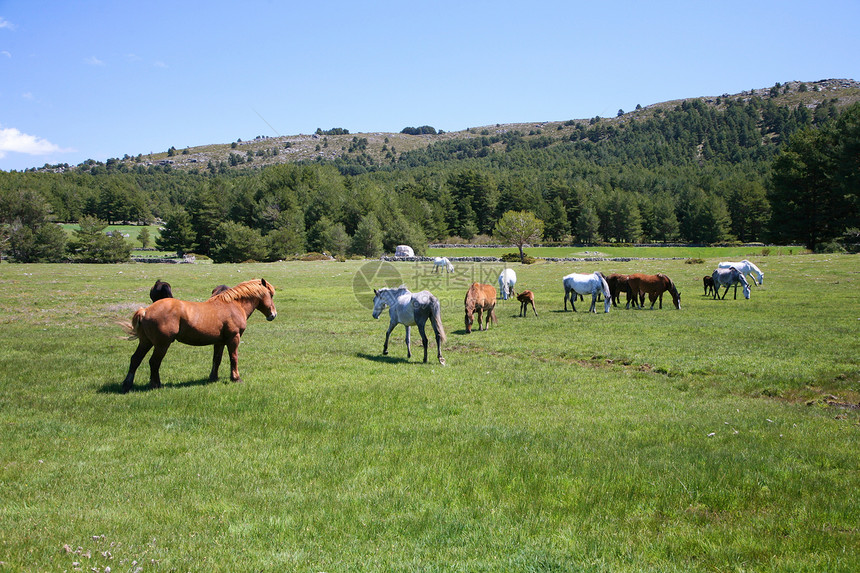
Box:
98;377;218;394
356;352;413;365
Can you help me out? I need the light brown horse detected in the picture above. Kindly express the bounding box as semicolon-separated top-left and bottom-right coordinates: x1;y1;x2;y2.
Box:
121;278;277;392
517;290;538;317
626;273;681;310
465;283;497;333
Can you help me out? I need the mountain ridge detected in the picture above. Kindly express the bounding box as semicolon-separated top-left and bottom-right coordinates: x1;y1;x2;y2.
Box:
47;78;860;174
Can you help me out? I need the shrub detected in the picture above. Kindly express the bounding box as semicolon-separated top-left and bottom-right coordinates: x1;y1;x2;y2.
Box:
501;252;535;264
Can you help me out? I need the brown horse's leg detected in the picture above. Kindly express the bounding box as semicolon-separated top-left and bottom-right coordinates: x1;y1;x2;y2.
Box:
210;343;225;382
226;336;241;382
476;308;484;331
148;344;170;389
531;300;537;317
122;338;153;393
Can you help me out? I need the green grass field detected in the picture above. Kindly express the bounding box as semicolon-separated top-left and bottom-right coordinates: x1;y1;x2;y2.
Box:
0;252;857;571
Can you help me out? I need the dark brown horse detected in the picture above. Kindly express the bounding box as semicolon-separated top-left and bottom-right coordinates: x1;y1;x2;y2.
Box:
517;290;538;317
626;273;681;310
211;285;230;296
465;283;497;333
150;280;229;302
149;279;173;302
121;279;277;392
605;274;636;308
703;275;716;296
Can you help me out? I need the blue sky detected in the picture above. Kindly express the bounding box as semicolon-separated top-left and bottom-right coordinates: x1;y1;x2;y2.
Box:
1;0;858;171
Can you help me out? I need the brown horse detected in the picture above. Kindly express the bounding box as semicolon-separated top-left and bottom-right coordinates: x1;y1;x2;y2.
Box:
605;274;636;308
149;279;173;302
517;290;538;317
626;273;681;310
121;278;277;392
703;275;716;296
150;280;230;301
465;283;497;333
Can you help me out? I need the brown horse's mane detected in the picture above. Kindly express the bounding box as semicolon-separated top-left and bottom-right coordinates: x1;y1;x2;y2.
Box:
656;273;678;295
209;279;274;303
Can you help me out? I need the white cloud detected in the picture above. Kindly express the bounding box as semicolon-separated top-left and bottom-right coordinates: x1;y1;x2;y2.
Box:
0;125;71;158
1;50;10;58
153;60;168;68
21;92;33;100
85;55;105;66
0;17;14;30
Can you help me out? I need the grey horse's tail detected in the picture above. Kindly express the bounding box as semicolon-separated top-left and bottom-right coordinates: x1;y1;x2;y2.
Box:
596;272;611;300
430;296;447;343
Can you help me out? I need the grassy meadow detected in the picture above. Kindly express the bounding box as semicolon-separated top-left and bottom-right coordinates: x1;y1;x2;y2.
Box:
0;251;857;572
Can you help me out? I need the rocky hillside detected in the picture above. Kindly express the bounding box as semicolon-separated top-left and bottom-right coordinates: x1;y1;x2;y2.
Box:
72;78;860;173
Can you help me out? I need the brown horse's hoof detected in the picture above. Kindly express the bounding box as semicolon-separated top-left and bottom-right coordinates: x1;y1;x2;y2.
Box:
438;357;447;366
231;377;243;384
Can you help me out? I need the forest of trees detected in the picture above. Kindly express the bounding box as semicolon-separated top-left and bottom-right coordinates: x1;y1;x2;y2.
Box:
1;91;858;263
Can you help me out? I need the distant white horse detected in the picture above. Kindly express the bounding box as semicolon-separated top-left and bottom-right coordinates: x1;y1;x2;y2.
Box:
712;267;750;300
372;286;446;365
433;257;454;273
718;259;763;286
498;269;517;300
562;272;611;313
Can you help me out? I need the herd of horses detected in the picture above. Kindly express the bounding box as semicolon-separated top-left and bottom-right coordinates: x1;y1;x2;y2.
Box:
119;259;763;390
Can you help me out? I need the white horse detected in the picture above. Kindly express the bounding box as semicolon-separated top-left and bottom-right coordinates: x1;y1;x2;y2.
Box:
498;268;517;300
718;259;763;286
562;272;611;313
712;267;751;300
372;286;446;365
433;257;454;273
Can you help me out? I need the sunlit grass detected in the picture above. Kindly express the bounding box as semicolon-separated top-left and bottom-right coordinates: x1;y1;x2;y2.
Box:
0;254;857;571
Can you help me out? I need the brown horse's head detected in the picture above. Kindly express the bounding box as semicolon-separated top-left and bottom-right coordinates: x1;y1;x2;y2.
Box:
215;279;277;321
464;303;474;333
256;279;277;321
664;276;681;310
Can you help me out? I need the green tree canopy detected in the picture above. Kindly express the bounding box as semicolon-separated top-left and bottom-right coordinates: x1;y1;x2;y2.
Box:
493;210;544;263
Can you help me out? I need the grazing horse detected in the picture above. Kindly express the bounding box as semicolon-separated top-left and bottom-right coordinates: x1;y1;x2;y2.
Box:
372;286;446;365
703;275;716;296
605;274;635;308
498;268;517;300
562;272;611;313
121;279;277;392
433;257;454;273
149;279;173;302
211;285;230;297
718;260;763;286
464;283;497;333
712;267;750;300
517;290;538;317
626;273;681;310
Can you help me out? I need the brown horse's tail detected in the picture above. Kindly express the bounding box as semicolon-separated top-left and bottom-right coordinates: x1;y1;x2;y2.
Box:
118;307;146;340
